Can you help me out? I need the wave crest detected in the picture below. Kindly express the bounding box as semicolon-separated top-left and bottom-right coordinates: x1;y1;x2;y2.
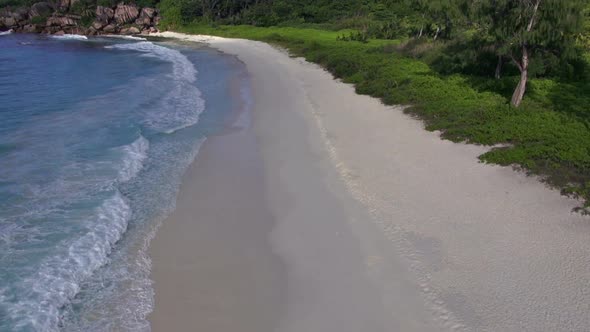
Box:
5;192;131;331
107;41;205;134
118;135;149;183
50;34;88;41
102;35;147;41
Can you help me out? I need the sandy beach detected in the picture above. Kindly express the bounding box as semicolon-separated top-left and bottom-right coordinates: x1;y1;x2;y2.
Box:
149;32;590;331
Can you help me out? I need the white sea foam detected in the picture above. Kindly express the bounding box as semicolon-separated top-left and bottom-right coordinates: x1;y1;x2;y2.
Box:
101;35;147;41
118;135;149;183
0;29;13;36
58;137;208;332
6;192;131;331
106;41;205;134
50;34;88;40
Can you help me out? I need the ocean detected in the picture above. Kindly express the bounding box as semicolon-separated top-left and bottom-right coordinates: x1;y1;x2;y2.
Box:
0;32;248;331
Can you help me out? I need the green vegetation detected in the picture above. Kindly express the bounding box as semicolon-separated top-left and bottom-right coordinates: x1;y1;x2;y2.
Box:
474;1;585;107
157;0;590;212
29;14;46;24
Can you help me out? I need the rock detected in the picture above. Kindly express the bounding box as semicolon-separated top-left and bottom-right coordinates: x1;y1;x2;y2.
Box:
136;8;157;26
134;17;150;26
23;23;40;33
136;7;156;25
95;6;114;23
91;20;104;30
46;16;76;27
11;8;29;21
119;26;139;35
141;7;155;18
30;2;53;17
0;9;25;27
43;26;60;34
149;26;157;33
114;4;139;25
54;30;64;35
102;24;117;33
1;17;16;27
65;26;86;35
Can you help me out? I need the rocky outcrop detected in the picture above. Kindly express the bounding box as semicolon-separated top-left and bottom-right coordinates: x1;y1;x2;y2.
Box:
95;6;114;23
91;20;104;30
29;2;52;17
0;16;17;28
0;2;159;35
11;8;28;21
114;4;139;24
102;24;117;33
135;7;154;26
46;15;76;27
23;23;40;33
120;26;139;35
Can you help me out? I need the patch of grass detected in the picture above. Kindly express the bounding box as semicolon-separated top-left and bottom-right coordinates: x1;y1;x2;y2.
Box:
30;15;47;25
173;23;590;212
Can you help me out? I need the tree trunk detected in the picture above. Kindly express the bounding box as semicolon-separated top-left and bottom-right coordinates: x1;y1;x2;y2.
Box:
511;69;528;107
418;13;425;38
433;26;440;40
509;1;539;107
495;55;503;79
510;47;529;107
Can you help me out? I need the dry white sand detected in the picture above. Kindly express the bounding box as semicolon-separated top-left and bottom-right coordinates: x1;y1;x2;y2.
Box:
150;32;590;331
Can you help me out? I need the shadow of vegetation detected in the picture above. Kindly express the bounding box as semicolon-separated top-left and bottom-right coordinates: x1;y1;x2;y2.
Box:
545;81;590;122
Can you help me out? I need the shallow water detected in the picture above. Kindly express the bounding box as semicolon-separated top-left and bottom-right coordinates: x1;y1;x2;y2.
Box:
0;33;247;331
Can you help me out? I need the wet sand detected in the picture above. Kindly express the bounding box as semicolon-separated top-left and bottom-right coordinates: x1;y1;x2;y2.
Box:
150;32;590;331
149;106;286;331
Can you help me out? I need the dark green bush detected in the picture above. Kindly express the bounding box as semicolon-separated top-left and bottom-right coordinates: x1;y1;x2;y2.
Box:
30;15;46;25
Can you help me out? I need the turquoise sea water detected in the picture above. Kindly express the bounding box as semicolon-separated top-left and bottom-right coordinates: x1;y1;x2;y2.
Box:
0;33;248;331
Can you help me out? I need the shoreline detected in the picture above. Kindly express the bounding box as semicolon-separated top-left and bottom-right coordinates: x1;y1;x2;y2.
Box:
148;50;288;331
149;32;590;331
149;93;287;331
